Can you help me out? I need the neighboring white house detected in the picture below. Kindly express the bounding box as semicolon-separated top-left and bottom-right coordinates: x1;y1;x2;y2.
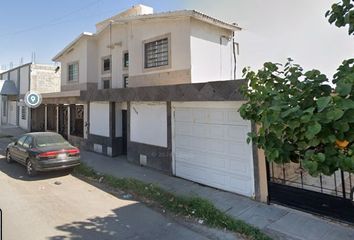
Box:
40;5;265;201
52;4;240;91
0;63;61;131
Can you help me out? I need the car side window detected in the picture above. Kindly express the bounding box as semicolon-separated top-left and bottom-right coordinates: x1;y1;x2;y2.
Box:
16;136;27;146
23;136;33;149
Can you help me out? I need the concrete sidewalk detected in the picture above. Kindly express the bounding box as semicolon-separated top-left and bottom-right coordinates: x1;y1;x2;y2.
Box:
81;151;354;240
2;126;354;239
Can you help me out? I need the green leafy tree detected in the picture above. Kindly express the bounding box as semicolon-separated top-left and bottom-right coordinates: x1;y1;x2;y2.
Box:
240;1;354;176
326;0;354;35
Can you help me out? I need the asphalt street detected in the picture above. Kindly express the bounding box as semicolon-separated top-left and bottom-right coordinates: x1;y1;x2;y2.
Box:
0;138;237;240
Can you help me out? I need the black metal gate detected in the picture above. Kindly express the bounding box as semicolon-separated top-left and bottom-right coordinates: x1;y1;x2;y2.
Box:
267;161;354;223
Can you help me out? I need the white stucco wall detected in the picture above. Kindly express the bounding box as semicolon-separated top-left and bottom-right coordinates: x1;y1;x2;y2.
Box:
8;101;17;125
60;39;88;87
57;13;236;89
9;69;18;88
89;102;110;137
19;66;30;95
130;102;167;147
96;26;129;89
128;18;191;77
0;73;8;80
190;19;234;83
87;39;98;83
19;105;29;130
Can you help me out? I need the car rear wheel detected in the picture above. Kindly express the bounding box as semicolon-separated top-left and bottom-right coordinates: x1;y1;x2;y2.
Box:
6;151;13;163
26;159;37;177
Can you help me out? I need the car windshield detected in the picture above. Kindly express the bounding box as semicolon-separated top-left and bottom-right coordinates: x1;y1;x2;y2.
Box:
35;135;68;147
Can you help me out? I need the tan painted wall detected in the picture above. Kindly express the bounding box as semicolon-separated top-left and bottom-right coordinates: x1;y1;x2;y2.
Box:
128;69;191;88
31;64;60;93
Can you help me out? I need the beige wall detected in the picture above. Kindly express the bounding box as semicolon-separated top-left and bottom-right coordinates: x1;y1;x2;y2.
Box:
19;65;30;95
190;18;234;83
128;18;191;80
31;64;60;94
57;14;236;90
9;69;18;88
60;39;89;90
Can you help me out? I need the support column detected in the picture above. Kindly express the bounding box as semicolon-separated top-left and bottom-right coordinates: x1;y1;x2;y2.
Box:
44;104;48;132
56;105;59;133
67;105;71;139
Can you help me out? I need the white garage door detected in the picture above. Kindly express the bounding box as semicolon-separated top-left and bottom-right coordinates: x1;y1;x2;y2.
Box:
8;101;17;125
173;102;254;197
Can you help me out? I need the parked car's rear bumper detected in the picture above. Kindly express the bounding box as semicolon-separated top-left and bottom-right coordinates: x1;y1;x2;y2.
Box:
34;157;80;171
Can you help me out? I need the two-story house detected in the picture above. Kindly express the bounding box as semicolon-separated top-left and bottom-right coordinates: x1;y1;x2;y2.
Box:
41;5;267;202
0;63;60;131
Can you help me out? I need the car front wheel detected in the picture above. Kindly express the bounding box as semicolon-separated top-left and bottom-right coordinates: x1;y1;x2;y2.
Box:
26;160;37;177
6;150;13;164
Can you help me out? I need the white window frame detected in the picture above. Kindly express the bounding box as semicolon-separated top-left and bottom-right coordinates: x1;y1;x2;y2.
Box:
68;61;79;82
101;55;112;74
123;51;129;70
143;33;171;72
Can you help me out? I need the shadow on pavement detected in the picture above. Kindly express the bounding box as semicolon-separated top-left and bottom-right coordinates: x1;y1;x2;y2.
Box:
0;157;72;181
47;204;209;240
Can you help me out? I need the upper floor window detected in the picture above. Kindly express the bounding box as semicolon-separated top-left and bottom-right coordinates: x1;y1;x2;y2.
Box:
123;75;129;88
144;36;169;69
68;62;79;82
102;56;111;74
123;52;129;69
102;77;111;89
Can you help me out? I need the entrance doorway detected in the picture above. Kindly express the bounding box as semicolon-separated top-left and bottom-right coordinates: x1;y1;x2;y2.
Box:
122;110;127;155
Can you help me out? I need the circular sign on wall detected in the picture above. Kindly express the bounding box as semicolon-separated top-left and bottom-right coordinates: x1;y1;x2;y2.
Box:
24;91;42;108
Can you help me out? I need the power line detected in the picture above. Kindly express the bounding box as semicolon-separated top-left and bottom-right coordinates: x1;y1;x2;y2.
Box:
0;0;104;38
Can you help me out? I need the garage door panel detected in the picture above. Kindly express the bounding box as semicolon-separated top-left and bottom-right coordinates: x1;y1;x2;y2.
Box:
176;121;248;143
175;147;251;176
173;103;254;197
228;110;246;123
176;134;249;157
176;161;253;195
175;108;193;122
176;135;227;154
176;108;248;125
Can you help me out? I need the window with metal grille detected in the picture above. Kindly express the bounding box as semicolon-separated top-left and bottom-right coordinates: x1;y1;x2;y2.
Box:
144;38;169;69
68;62;79;81
21;106;26;120
102;56;111;73
103;79;110;89
123;75;129;88
123;52;129;68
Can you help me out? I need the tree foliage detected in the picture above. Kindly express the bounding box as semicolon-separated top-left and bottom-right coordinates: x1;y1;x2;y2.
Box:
240;1;354;176
326;0;354;35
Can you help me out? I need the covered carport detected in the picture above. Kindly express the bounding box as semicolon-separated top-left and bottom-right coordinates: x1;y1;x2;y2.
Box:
41;91;88;147
0;80;18;126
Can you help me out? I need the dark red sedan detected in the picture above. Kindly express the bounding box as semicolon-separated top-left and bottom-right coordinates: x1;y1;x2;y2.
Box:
6;132;80;176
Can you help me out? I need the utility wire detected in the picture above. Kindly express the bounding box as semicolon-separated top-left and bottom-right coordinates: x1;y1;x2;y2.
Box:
0;0;104;38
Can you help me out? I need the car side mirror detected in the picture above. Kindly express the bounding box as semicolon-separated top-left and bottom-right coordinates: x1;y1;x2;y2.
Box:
14;141;18;146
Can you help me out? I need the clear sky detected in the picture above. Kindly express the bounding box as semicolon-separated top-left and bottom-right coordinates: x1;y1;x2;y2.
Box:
0;0;352;79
